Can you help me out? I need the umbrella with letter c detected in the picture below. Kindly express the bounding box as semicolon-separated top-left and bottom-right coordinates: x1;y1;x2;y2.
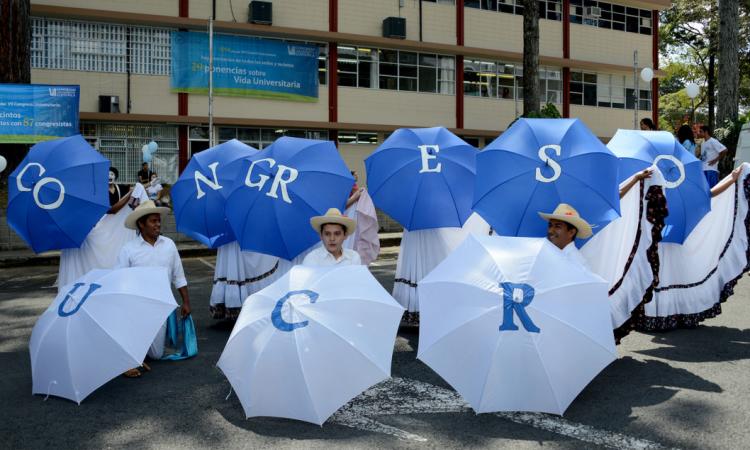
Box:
418;234;616;415
217;265;404;425
29;267;178;404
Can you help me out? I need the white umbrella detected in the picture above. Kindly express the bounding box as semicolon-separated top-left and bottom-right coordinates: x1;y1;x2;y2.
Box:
418;235;616;415
30;267;178;404
217;265;404;425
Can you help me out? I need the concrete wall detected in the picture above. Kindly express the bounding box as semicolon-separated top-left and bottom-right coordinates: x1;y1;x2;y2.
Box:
31;69;129;114
191;0;329;31
338;87;455;128
464;96;519;133
33;0;177;15
570;105;637;138
187;86;329;121
464;9;563;59
569;24;653;68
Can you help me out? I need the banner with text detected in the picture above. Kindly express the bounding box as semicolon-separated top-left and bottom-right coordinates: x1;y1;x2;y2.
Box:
171;31;319;102
0;84;80;144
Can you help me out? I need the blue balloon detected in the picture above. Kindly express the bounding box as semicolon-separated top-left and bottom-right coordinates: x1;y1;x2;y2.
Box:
365;127;477;231
607;129;710;244
171;139;258;248
225;137;354;260
7;135;111;253
474;118;620;241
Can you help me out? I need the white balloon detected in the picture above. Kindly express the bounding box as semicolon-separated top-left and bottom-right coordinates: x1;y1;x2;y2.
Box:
640;67;654;83
0;155;6;173
686;83;700;99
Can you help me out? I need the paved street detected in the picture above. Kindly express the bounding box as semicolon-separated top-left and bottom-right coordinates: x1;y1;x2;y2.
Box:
1;255;748;450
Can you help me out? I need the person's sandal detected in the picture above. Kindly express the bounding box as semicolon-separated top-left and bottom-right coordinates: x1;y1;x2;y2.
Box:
140;362;151;372
123;368;141;378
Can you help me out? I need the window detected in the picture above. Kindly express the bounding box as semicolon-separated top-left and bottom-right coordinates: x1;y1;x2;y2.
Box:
218;127;329;149
570;71;597;106
568;1;651;35
338;45;454;95
337;131;379;144
464;60;561;104
466;0;563;21
571;71;650;110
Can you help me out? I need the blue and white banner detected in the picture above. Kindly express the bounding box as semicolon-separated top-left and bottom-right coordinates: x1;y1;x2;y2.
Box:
171;31;319;102
0;84;80;144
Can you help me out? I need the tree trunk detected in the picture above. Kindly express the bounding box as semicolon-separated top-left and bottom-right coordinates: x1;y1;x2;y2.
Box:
522;0;541;117
708;53;715;131
717;0;740;126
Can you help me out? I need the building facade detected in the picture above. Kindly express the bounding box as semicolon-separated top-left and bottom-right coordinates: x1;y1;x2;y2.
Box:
29;0;669;184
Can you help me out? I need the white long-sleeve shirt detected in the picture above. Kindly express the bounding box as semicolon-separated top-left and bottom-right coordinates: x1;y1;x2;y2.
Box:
116;235;187;288
302;246;361;267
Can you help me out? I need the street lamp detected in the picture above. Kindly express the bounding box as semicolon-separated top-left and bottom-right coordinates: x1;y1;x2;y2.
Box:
686;82;700;124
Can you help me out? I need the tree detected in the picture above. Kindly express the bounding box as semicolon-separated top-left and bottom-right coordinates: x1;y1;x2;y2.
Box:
717;0;740;125
0;0;31;83
521;0;541;117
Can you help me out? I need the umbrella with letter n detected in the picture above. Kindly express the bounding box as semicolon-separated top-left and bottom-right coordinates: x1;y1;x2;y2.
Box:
607;129;710;244
417;235;616;415
171;139;258;248
365;126;477;230
217;265;404;425
473;118;620;241
29;267;178;404
7;135;110;253
225;137;354;260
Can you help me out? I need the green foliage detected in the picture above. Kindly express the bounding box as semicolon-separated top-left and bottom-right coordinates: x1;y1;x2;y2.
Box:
523;103;561;119
715;117;748;174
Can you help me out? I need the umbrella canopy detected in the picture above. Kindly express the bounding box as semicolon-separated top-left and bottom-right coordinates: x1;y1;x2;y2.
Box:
365;127;477;230
217;265;404;425
225;137;354;260
418;235;616;415
171;139;258;248
607;129;711;243
7;135;110;253
473;118;620;241
29;267;178;404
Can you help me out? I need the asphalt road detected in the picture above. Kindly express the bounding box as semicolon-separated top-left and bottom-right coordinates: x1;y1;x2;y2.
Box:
1;255;748;450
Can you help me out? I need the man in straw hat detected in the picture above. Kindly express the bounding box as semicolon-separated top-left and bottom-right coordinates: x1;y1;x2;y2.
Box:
303;208;362;266
116;200;191;375
539;203;593;268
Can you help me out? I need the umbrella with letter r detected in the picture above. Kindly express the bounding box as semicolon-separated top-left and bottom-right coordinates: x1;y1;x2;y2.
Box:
217;265;404;425
418;234;616;415
171;139;258;248
607;129;710;244
7;135;110;253
365;126;477;231
29;267;178;404
225;137;354;260
473;118;620;241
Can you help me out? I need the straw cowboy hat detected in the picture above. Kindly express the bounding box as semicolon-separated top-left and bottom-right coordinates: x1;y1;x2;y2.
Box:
310;208;356;237
125;200;171;230
538;203;593;239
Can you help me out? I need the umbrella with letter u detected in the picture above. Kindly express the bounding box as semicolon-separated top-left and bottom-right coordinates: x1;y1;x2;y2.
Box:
365;127;477;231
8;135;110;253
29;267;178;404
171;139;258;248
217;265;404;425
607;129;710;243
473;118;620;240
418;234;616;415
225;137;354;260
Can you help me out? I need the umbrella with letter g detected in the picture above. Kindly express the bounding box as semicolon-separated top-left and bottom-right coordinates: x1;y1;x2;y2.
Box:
217;265;404;425
8;135;110;253
418;235;616;415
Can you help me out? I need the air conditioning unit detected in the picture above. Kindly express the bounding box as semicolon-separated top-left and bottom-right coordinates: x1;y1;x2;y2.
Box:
249;1;272;25
383;17;406;39
98;95;120;113
640;17;652;28
585;6;602;17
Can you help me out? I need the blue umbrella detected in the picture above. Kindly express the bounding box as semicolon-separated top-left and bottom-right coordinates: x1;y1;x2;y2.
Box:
473;118;620;240
365;127;477;230
171;139;258;248
7;135;110;253
607;129;710;244
225;137;354;260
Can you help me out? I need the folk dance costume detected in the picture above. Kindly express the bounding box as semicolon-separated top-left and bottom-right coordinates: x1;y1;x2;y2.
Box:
393;213;491;325
636;163;750;331
343;189;380;265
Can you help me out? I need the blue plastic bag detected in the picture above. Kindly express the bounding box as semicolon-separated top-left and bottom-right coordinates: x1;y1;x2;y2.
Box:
161;310;198;360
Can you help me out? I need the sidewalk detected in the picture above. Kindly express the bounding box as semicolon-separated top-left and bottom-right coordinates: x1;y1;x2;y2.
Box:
0;232;403;268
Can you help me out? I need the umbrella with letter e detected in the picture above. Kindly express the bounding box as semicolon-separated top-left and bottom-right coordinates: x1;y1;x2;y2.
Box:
171;139;258;248
418;235;616;415
217;265;404;425
225;137;354;260
607;129;710;243
8;135;110;253
473;118;620;241
365;127;477;230
30;267;178;404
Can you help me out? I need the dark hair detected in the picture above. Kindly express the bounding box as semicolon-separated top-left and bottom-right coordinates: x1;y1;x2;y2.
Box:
109;167;119;180
562;221;578;237
677;124;695;144
320;222;347;234
142;162;148;166
135;213;160;235
700;124;712;135
640;118;656;130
